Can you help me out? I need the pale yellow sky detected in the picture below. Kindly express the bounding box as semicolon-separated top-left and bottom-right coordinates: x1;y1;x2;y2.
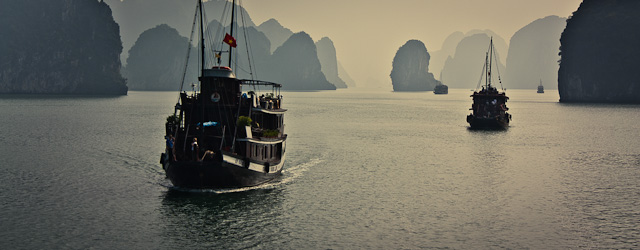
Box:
241;0;583;89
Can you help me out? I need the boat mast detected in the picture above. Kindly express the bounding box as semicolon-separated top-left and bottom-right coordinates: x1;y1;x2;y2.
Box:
485;52;489;90
229;0;240;152
198;0;205;74
228;0;236;67
488;37;493;89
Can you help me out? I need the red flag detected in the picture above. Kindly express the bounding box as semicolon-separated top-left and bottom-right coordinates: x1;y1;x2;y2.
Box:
223;33;237;48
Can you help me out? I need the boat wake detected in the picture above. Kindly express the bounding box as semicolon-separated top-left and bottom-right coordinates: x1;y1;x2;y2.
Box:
161;158;323;194
279;157;322;185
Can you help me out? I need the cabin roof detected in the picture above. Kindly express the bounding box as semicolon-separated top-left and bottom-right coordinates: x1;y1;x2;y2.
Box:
202;67;236;78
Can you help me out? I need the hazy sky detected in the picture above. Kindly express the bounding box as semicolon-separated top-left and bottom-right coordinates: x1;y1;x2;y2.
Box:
241;0;583;89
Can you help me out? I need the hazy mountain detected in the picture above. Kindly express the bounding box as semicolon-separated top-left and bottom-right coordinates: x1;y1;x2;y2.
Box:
430;30;507;83
504;16;566;89
0;0;127;94
429;31;465;79
258;21;351;89
235;26;273;80
257;18;294;53
204;20;272;80
106;0;342;91
316;37;347;88
104;0;255;63
390;40;441;91
558;0;640;103
125;24;197;91
338;61;356;87
264;32;336;90
440;33;506;89
465;30;508;65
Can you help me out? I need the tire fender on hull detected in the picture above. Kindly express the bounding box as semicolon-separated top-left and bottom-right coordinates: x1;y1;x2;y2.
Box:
244;158;250;168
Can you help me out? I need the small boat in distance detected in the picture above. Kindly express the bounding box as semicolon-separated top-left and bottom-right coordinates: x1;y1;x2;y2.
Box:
434;72;448;94
160;0;287;189
433;83;448;94
467;37;511;130
537;79;544;93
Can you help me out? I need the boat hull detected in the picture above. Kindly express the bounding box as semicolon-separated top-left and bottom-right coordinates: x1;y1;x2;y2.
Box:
433;85;448;94
162;154;284;189
467;115;509;130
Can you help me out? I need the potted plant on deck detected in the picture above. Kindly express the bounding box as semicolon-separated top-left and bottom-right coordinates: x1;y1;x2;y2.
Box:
237;116;253;138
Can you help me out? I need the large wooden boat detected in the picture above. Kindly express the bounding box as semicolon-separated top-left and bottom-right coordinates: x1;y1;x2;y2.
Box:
160;0;287;189
467;38;511;129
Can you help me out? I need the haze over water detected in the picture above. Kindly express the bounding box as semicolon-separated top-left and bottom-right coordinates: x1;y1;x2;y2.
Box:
1;89;638;249
242;0;584;88
2;0;638;248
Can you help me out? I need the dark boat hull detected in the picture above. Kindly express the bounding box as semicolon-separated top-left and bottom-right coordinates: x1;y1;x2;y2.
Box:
433;85;448;94
467;115;509;130
163;155;283;189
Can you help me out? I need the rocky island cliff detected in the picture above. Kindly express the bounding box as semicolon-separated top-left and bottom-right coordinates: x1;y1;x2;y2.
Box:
263;32;336;90
316;37;348;89
0;0;127;95
505;16;566;89
390;40;440;91
124;24;196;91
440;33;506;89
558;0;640;103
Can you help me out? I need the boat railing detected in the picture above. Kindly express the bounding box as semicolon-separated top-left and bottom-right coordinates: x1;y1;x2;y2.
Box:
258;98;281;110
240;79;282;88
241;79;283;111
243;93;283;110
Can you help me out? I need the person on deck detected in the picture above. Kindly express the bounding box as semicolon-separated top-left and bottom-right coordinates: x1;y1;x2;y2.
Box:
166;135;176;161
191;138;199;162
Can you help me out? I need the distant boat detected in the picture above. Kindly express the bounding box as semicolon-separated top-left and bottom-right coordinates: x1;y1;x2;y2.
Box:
434;71;448;94
160;0;287;189
467;37;511;129
537;80;544;93
433;83;448;94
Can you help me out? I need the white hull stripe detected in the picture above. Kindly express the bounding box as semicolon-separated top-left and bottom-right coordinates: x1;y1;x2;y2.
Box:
222;153;286;174
252;108;287;115
236;138;284;145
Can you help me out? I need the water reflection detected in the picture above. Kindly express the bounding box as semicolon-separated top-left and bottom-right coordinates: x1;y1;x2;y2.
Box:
159;187;287;249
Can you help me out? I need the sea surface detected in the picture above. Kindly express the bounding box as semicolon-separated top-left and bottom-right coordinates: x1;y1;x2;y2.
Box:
1;88;639;249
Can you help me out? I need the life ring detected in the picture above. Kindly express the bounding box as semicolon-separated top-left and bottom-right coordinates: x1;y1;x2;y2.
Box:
211;92;220;102
263;162;270;173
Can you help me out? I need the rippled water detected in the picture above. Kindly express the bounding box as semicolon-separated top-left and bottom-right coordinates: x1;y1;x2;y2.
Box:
0;89;638;249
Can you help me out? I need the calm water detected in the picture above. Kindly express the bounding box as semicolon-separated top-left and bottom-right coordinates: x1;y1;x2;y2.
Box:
1;89;639;249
